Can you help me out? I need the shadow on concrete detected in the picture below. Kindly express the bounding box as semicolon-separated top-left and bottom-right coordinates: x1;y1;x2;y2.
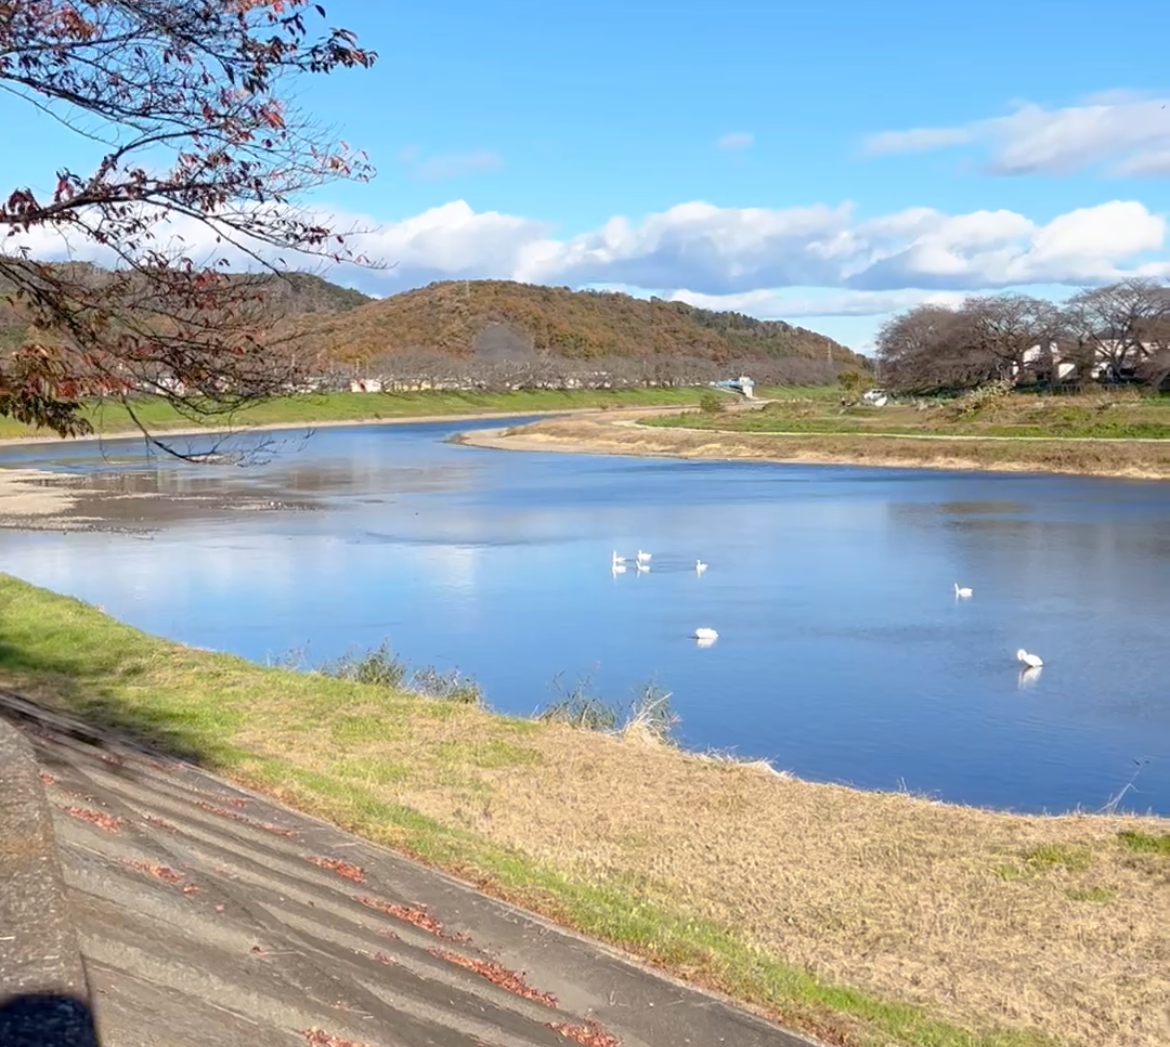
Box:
0;634;205;767
0;992;100;1047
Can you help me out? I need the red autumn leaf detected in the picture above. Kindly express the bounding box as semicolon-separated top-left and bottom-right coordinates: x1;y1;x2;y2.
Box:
430;948;558;1008
546;1020;623;1046
62;805;124;833
307;856;367;883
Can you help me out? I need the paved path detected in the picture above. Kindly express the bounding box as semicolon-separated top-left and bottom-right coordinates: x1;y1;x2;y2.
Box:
1;691;815;1047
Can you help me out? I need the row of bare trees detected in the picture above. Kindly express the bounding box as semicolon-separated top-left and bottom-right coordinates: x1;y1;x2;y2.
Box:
315;348;841;393
877;280;1170;394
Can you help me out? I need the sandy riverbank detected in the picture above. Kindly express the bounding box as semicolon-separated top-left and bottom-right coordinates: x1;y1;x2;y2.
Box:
0;405;710;531
455;413;1170;480
0;468;93;530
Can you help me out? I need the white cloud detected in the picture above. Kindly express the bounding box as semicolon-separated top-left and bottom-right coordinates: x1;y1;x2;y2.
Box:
9;197;1168;309
665;288;969;319
397;147;504;180
1115;147;1170;177
863;93;1170;176
863;127;974;155
716;132;754;151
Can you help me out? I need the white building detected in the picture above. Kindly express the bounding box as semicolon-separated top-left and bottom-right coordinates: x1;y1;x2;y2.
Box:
349;378;383;393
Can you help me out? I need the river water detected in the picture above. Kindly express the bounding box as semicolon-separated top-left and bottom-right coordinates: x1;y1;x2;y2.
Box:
2;418;1168;814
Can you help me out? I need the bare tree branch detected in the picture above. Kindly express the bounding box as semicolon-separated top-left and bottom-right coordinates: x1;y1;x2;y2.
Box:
0;1;377;439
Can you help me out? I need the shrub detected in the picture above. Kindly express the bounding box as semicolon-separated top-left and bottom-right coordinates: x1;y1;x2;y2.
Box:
537;674;621;730
698;390;727;415
317;640;482;704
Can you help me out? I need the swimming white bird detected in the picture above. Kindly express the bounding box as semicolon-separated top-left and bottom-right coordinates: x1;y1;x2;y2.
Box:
636;549;652;564
696;559;708;574
612;551;626;565
1016;648;1043;669
954;583;972;598
693;627;718;641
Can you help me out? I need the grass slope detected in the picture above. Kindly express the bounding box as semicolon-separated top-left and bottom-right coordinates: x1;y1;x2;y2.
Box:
2;575;1167;1047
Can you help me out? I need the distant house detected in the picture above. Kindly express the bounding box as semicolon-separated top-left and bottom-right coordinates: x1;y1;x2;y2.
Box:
349;378;383;393
1015;339;1164;384
1014;344;1077;382
711;376;755;398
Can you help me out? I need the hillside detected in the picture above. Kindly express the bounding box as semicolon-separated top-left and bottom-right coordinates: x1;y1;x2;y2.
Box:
284;280;863;371
0;267;373;351
3;269;864;382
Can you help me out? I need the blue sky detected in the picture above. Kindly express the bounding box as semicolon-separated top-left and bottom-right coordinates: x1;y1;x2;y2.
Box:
6;0;1170;351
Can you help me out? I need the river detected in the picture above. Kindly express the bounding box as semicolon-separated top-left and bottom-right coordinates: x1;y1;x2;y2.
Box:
2;417;1168;814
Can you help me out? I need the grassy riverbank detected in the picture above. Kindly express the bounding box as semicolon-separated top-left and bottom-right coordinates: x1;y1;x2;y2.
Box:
2;575;1167;1047
0;387;814;444
459;390;1170;479
646;389;1170;441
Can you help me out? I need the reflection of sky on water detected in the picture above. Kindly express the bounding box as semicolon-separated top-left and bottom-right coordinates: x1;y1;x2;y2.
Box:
3;419;1170;814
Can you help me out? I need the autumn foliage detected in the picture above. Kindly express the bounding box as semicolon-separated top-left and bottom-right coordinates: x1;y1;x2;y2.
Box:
283;279;866;384
0;1;375;438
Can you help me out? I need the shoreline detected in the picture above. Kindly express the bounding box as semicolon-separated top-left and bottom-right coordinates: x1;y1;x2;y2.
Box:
1;571;1167;1047
455;414;1170;481
0;397;722;451
0;407;579;450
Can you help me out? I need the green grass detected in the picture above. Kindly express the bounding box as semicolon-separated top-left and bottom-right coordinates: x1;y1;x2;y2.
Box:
995;845;1094;882
1117;830;1170;856
0;572;1055;1047
643;393;1170;442
0;387;817;441
1021;844;1094;873
1066;888;1116;904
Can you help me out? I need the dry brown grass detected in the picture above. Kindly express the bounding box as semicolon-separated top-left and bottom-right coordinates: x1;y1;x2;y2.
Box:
261;709;1170;1047
460;411;1170;480
5;570;1170;1047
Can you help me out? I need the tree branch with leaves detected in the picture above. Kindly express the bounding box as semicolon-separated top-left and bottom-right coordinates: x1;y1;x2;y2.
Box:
0;0;376;445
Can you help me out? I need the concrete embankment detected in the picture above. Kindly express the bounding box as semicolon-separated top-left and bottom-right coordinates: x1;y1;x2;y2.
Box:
0;720;99;1047
0;696;811;1047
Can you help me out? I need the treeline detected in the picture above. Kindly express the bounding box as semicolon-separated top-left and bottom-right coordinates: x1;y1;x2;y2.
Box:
877;279;1170;394
310;347;840;391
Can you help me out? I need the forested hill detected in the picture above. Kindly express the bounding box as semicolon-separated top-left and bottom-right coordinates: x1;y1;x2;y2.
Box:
0;266;373;350
3;269;864;377
284;280;864;369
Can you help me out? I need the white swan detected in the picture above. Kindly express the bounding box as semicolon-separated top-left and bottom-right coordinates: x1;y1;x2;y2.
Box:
693;627;718;641
954;583;972;598
1016;648;1043;669
696;559;708;574
636;549;652;564
612;551;627;565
